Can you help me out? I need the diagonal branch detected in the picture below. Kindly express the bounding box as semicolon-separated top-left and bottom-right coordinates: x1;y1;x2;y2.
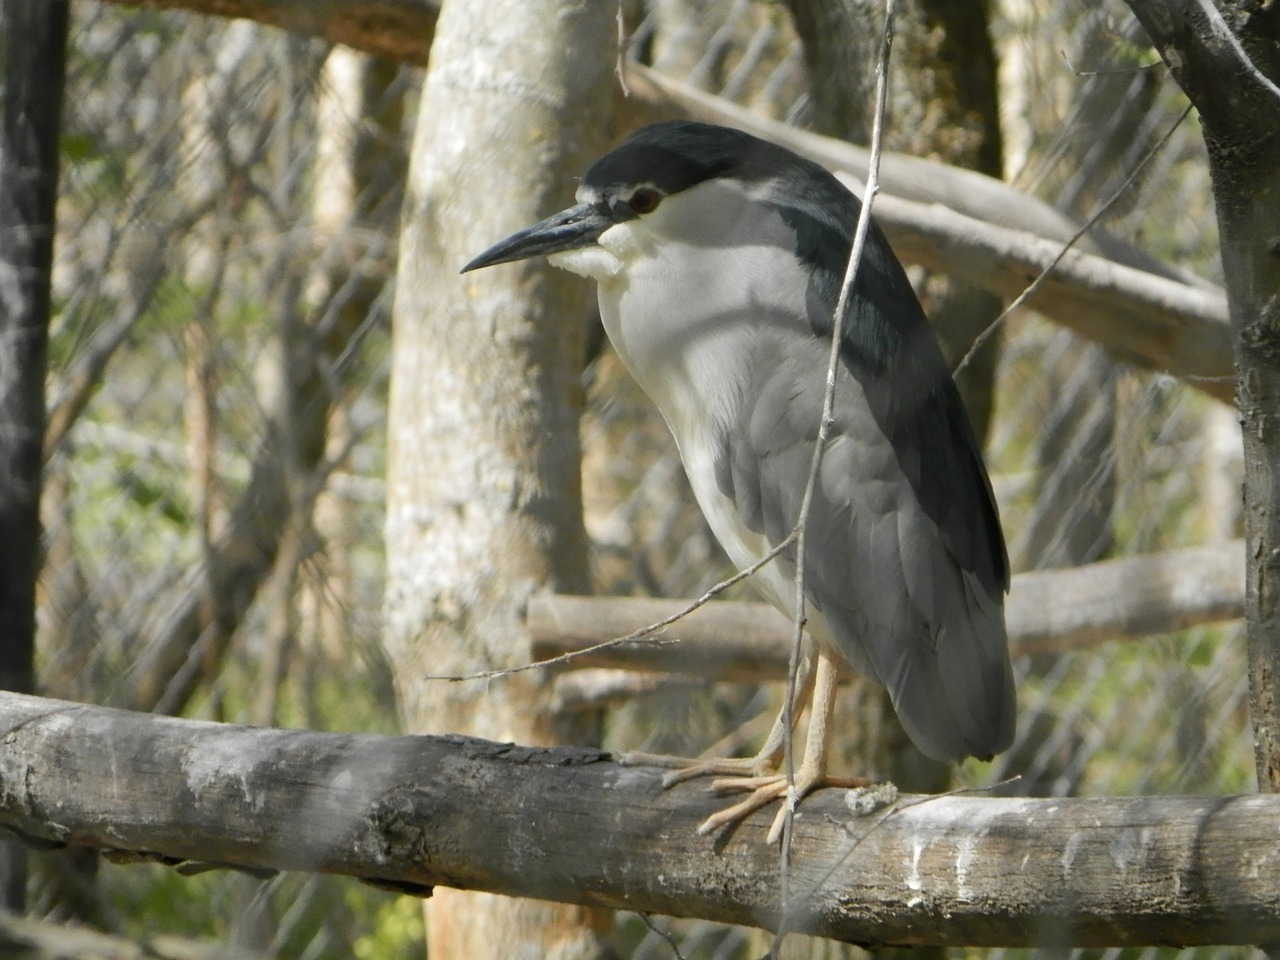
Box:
94;0;1234;397
875;193;1232;401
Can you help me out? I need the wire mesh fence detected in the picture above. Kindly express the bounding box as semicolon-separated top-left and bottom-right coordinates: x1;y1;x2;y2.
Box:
11;0;1254;956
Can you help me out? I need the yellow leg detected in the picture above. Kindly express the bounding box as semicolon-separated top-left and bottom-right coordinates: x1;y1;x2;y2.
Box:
621;644;817;784
623;643;868;841
698;648;862;842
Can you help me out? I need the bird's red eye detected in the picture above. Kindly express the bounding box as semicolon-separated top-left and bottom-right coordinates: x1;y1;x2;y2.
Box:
628;188;662;214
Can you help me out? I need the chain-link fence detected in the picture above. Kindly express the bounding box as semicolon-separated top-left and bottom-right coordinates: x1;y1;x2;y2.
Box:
13;0;1253;957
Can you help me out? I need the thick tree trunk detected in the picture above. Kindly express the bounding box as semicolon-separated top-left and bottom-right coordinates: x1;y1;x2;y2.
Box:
384;1;618;956
0;0;69;911
1122;1;1280;791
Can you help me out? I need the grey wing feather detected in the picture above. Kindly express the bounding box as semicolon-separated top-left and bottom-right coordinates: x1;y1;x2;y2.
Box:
716;325;1015;763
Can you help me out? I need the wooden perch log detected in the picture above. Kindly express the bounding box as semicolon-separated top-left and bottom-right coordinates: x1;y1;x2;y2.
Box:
529;541;1245;679
1;692;1279;947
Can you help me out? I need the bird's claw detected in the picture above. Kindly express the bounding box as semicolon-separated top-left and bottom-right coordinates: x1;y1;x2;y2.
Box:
620;750;774;787
700;768;873;842
696;777;790;838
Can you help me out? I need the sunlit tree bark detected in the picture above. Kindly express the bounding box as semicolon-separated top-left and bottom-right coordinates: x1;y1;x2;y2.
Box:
384;1;620;956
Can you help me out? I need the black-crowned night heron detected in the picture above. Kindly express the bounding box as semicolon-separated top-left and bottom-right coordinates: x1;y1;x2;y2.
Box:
463;120;1015;840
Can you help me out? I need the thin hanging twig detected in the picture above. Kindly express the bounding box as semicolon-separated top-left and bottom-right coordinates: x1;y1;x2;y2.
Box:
773;0;897;946
423;531;797;682
953;102;1193;379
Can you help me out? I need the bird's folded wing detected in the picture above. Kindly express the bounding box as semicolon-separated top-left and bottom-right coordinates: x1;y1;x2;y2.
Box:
715;323;1015;763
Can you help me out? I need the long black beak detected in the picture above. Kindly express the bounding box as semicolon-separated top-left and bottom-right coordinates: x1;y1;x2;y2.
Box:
461;202;613;273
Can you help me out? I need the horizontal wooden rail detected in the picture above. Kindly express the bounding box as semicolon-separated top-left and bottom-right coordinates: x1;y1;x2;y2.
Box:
0;692;1277;947
529;541;1245;679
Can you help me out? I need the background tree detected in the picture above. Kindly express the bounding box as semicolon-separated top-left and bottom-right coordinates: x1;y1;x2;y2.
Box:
382;2;619;957
0;0;68;912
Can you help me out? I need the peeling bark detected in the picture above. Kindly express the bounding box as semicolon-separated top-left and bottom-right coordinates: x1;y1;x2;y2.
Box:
383;1;620;956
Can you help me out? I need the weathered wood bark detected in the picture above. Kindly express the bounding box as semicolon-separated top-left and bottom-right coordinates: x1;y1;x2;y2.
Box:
0;0;69;912
529;540;1245;678
2;692;1280;948
1121;2;1280;790
384;1;618;957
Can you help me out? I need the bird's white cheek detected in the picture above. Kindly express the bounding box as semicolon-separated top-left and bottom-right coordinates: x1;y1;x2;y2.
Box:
548;246;623;281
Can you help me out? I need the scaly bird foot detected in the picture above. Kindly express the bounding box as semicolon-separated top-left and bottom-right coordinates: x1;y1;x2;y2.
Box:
622;751;870;842
623;649;855;842
620;750;778;787
705;770;872;842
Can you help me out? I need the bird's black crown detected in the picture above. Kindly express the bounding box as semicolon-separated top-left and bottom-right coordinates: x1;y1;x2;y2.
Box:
584;120;816;196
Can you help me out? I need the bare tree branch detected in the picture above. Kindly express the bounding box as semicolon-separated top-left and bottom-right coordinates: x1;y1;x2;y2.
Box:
0;911;271;960
120;0;439;65
93;1;1234;399
528;541;1245;680
1;691;1279;948
874;193;1234;403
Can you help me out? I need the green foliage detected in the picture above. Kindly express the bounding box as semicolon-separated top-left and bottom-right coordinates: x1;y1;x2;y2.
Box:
98;865;424;960
101;862;225;942
351;892;426;960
